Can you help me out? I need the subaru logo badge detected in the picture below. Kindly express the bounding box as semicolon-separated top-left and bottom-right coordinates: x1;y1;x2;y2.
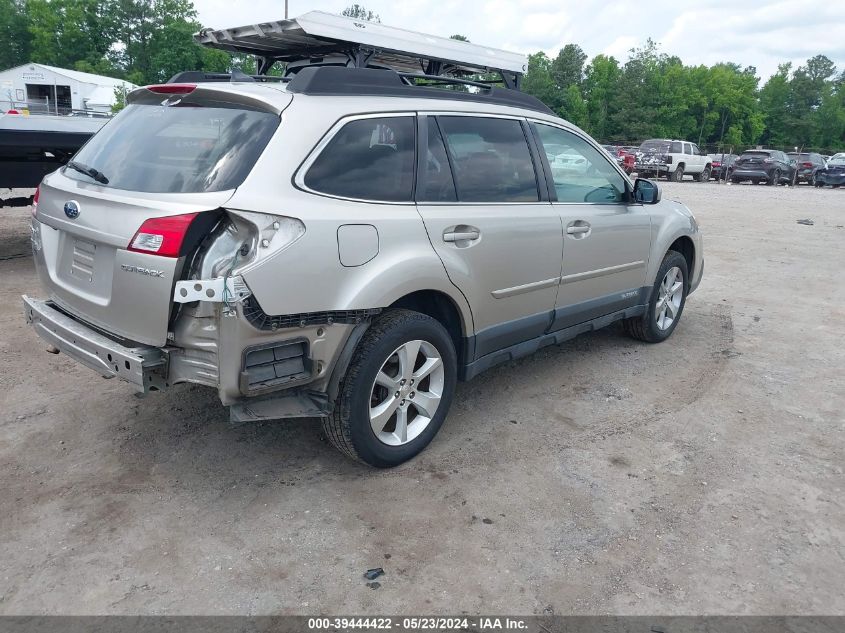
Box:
64;200;80;219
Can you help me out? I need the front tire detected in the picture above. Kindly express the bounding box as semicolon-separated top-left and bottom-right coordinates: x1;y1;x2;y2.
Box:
324;309;457;467
624;251;688;343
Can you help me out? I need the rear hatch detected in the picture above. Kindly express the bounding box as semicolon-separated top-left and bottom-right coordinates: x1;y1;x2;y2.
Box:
33;83;286;346
735;151;771;168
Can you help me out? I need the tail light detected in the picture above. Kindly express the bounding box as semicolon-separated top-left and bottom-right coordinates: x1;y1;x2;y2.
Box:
802;162;813;168
31;185;40;217
128;212;198;257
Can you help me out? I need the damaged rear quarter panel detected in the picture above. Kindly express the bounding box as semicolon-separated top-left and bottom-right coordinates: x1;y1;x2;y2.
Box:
221;96;474;332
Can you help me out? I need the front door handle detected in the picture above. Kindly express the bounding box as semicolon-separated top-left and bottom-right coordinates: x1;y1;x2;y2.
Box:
566;224;591;235
443;226;480;243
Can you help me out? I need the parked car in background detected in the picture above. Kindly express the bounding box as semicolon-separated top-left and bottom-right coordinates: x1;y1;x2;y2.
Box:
708;153;737;180
787;152;826;185
815;153;845;188
730;149;796;185
635;139;712;182
603;145;635;174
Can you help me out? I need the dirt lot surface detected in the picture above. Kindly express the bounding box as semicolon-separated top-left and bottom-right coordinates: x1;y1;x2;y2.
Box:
1;183;844;615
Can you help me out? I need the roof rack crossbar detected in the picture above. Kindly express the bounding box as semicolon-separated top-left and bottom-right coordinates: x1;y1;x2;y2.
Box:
397;73;494;91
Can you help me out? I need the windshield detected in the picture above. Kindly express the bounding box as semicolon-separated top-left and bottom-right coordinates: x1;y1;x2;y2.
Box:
65;102;279;193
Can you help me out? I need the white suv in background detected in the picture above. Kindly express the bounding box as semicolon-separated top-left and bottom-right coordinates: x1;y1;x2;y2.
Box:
635;139;713;182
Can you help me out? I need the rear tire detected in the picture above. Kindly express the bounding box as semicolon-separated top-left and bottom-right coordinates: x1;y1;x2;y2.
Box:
697;166;711;182
323;309;457;467
671;166;685;182
768;169;780;186
624;251;689;344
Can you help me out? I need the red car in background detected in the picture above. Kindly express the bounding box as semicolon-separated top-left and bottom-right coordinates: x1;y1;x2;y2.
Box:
602;145;636;174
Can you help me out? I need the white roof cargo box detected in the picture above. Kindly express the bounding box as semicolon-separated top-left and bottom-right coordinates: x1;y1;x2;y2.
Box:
195;11;528;89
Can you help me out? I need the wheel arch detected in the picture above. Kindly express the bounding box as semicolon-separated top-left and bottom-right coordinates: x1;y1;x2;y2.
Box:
389;289;468;365
667;235;695;282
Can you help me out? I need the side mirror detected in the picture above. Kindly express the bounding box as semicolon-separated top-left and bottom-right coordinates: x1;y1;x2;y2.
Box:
633;178;661;204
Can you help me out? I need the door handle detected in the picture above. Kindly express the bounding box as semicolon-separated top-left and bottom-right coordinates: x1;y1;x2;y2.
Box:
566;225;591;235
443;227;480;242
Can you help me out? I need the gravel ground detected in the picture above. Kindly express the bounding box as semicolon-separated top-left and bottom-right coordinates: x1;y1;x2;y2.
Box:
0;182;843;615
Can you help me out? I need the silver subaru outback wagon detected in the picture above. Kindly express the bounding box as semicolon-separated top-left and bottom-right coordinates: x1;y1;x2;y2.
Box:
22;30;702;468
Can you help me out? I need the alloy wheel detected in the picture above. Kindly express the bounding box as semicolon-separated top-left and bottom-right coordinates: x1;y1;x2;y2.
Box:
369;340;445;446
655;266;684;331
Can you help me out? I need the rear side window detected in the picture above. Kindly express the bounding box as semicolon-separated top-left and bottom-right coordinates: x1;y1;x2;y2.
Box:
437;116;539;202
65;102;279;193
671;142;683;153
419;119;457;202
304;116;415;202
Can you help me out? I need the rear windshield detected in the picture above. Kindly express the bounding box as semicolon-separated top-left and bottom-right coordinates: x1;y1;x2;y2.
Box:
65;102;279;193
639;140;671;153
740;151;771;159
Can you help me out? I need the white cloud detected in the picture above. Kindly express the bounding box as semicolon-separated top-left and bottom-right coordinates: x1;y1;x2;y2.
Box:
192;0;845;80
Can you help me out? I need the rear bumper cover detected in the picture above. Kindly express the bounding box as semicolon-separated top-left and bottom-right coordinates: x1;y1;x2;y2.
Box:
22;295;166;393
731;169;770;180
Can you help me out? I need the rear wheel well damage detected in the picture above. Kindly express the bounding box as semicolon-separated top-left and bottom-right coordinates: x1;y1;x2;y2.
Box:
668;236;695;282
325;290;467;406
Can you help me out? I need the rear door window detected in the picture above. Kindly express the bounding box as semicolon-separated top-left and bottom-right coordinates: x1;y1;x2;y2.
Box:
437;116;539;202
304;116;416;202
65;101;280;193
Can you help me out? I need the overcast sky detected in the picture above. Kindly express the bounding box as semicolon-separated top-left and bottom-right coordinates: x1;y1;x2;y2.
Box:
193;0;845;81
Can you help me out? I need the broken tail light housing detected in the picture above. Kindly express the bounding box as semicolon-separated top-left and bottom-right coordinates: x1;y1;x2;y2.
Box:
128;213;199;257
31;185;40;217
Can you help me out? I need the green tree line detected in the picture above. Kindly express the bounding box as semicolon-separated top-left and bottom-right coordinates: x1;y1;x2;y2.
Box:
2;0;843;151
523;40;845;152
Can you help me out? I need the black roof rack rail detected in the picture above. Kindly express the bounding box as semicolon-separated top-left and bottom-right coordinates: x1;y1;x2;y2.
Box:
167;70;289;84
286;67;553;115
